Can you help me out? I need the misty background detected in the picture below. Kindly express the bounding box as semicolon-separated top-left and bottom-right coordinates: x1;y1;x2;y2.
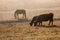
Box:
0;0;60;21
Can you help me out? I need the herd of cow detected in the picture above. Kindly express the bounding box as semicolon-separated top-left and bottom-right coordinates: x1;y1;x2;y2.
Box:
30;13;54;26
14;10;54;26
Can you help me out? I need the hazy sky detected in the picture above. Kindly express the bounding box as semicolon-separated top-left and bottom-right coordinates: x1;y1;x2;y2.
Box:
0;0;60;20
0;0;60;10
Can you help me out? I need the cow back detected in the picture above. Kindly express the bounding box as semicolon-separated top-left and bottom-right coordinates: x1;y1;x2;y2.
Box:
37;13;54;21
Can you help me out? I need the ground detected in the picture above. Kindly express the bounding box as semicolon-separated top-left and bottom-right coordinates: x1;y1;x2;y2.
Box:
0;21;60;40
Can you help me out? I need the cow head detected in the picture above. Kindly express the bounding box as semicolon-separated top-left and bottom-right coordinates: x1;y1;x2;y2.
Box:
29;22;33;26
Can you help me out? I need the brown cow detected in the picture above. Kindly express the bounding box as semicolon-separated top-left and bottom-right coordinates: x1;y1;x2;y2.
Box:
30;13;54;26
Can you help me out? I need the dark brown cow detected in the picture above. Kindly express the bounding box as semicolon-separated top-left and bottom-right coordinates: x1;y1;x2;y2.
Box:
30;13;54;26
30;16;38;26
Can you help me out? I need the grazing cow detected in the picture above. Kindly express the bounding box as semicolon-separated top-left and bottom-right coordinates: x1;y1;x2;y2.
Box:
30;13;54;26
34;13;54;26
14;9;26;20
30;16;42;26
30;16;38;26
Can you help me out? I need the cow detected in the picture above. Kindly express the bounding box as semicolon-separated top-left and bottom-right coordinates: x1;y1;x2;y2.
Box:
30;16;43;26
34;13;54;26
14;9;26;20
30;13;54;26
30;16;38;26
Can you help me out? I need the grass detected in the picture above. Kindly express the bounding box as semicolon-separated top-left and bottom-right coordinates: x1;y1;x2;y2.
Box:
0;21;60;40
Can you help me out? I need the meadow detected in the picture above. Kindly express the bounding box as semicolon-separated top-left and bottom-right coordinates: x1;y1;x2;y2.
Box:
0;10;60;40
0;20;60;40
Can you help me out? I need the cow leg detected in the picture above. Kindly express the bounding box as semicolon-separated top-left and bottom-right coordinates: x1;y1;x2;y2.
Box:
23;13;26;19
48;21;51;26
14;13;17;19
14;13;16;19
39;22;40;26
22;13;24;19
34;22;37;26
49;19;53;26
16;14;18;19
52;21;53;25
49;20;53;26
25;13;26;19
51;20;53;26
34;21;42;26
40;21;42;26
39;22;42;26
37;22;40;26
41;22;42;26
17;14;19;20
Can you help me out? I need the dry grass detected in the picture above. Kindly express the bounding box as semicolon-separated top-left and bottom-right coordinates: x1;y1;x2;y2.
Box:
0;21;60;40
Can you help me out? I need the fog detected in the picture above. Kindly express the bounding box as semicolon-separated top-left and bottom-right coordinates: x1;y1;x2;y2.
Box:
0;0;60;10
0;0;60;21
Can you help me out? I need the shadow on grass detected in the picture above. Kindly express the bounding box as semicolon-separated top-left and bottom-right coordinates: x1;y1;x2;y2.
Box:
37;25;60;28
0;19;31;24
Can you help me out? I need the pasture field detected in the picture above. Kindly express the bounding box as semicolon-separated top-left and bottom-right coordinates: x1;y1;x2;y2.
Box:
0;21;60;40
0;0;60;40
